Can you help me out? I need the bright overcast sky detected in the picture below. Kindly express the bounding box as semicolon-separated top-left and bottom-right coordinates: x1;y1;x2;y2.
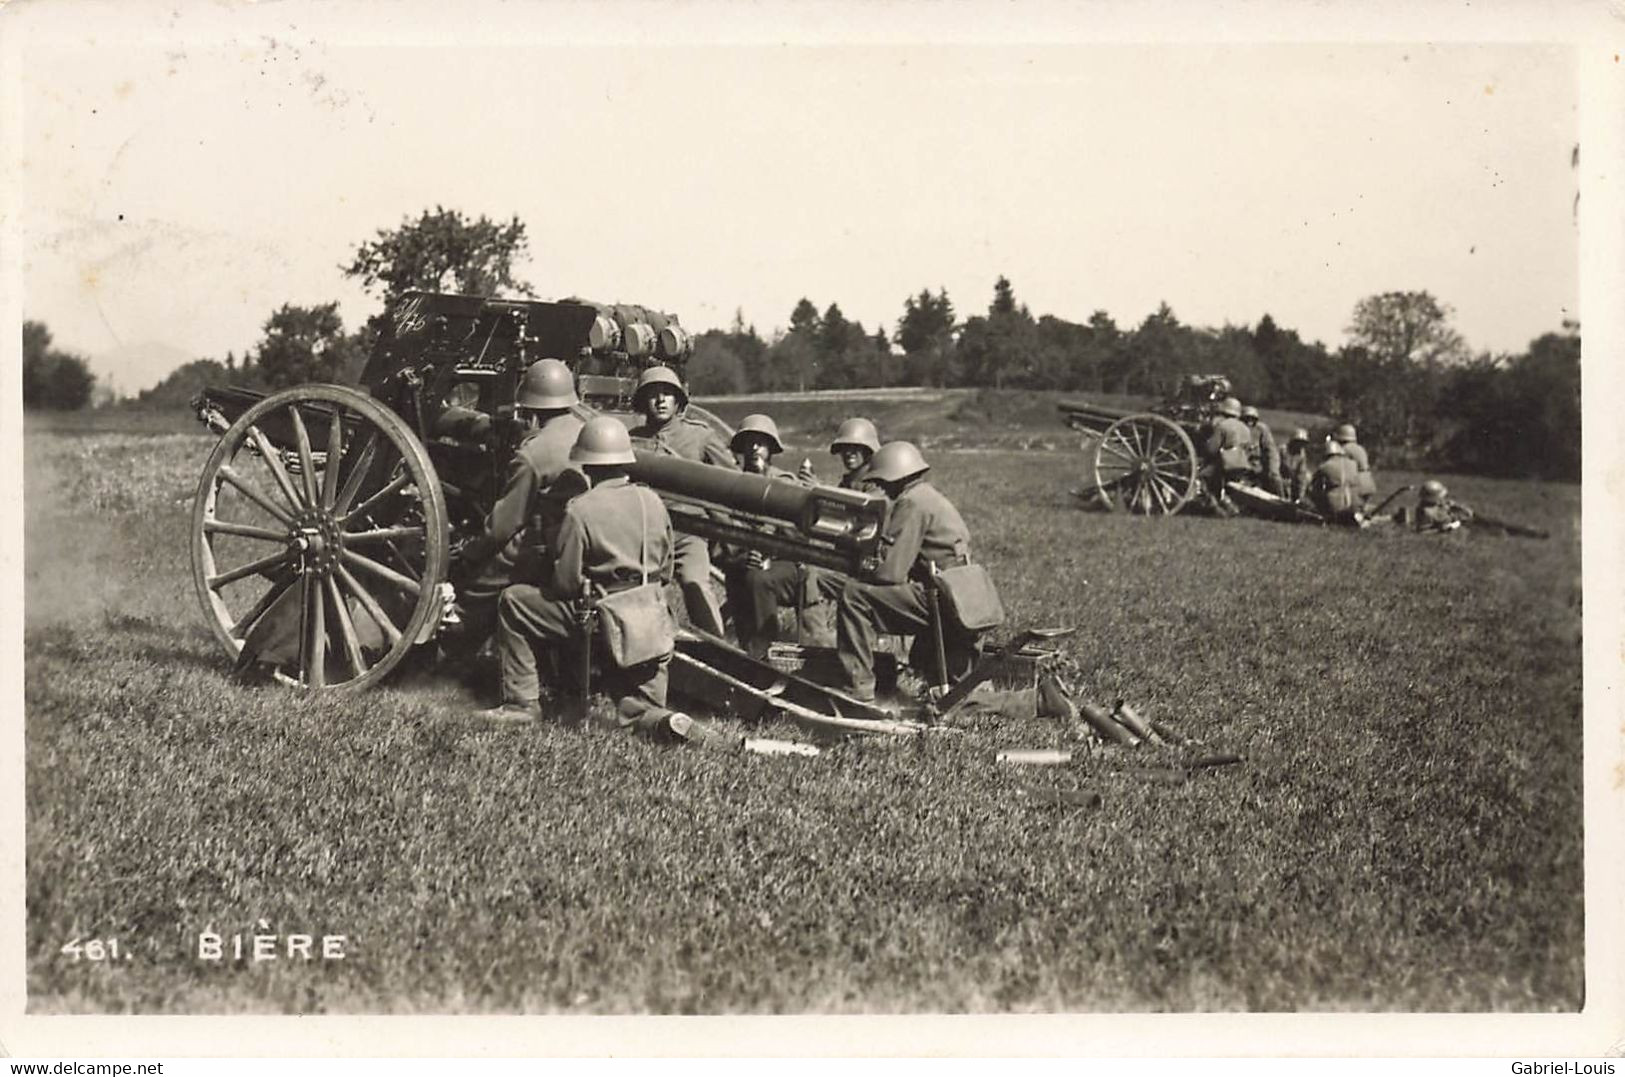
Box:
8;3;1584;393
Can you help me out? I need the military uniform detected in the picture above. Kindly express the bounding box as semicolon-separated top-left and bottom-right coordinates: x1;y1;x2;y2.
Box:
718;463;825;653
833;478;977;701
1199;415;1253;509
1308;455;1364;523
1341;441;1377;502
1248;422;1282;495
456;413;586;641
629;412;734;634
496;476;678;731
1280;446;1314;504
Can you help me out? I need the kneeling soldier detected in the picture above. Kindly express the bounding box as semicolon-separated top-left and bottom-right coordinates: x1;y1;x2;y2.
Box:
484;418;734;748
1241;405;1281;495
1307;439;1364;525
1280;427;1314;504
452;358;585;645
628;365;734;636
1200;396;1252;515
831;441;982;703
719;414;819;656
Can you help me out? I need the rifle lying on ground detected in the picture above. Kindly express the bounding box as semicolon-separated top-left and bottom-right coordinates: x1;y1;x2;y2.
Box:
1464;511;1551;540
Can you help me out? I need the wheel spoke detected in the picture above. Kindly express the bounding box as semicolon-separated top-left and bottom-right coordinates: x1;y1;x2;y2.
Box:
335;564;403;645
208;548;294;590
1153;465;1193;489
341;470;411;528
288;406;320;509
204;518;288;543
303;574;326;689
340;549;423;597
1097;442;1140;466
229;577;295;639
321;406;346;509
332;433;379;516
325;575;369;680
1148;478;1169;514
343;525;426;545
219;466;295;528
247;425;307;511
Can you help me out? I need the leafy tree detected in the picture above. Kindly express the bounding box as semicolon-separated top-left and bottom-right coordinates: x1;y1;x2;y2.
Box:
1346;291;1468;370
22;320;97;411
344;206;534;313
253;303;364;388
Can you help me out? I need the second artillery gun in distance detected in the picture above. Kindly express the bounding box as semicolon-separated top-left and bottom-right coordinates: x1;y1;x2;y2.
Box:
1055;374;1237;515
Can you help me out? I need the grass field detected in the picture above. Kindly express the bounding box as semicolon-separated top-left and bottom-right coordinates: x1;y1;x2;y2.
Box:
23;394;1583;1014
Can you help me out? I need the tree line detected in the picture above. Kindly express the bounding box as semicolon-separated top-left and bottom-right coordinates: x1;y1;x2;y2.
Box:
28;206;1579;481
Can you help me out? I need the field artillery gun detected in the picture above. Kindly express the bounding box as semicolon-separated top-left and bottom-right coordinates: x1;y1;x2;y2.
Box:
1055;375;1235;515
189;291;1059;734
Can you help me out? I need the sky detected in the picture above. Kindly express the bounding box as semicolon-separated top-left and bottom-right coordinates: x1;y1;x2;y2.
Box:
10;4;1582;394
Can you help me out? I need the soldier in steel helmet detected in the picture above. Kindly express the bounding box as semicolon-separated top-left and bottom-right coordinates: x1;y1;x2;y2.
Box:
450;358;586;646
1239;405;1282;495
1279;427;1315;505
482;417;737;748
626;365;735;636
1406;479;1474;533
1307;438;1364;525
1199;396;1252;515
828;417;881;489
827;441;980;703
718;414;822;655
1333;422;1377;508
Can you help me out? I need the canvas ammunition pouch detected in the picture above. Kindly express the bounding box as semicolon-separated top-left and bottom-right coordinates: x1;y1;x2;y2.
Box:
594;493;675;668
934;558;1005;632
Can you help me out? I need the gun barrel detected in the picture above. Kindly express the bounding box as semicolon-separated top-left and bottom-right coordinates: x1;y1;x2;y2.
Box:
627;451;889;549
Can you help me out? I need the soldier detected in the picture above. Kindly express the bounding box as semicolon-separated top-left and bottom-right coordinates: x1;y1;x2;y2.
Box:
1408;479;1474;533
1333;423;1377;506
718;414;820;656
826;417;881;488
829;441;980;703
451;359;585;645
626;365;734;636
1279;427;1315;504
1200;396;1252;515
482;418;735;748
1240;405;1281;495
1307;439;1364;525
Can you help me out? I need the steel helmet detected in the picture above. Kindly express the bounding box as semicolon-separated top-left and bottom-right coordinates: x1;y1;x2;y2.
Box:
1334;423;1358;443
570;416;636;466
730;413;784;455
1324;439;1345;456
829;417;881;455
632;365;688;408
1240;405;1260;421
516;358;579;409
866;441;930;484
1288;427;1310;444
1420;479;1448;503
1218;397;1242;418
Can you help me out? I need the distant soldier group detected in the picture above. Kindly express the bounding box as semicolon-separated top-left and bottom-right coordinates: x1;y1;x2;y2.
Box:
455;360;996;741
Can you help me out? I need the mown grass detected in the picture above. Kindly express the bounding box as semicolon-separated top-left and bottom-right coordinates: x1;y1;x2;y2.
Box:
24;395;1582;1013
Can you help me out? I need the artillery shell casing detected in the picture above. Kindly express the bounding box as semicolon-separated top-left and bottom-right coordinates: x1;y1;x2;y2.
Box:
1079;702;1139;746
1111;701;1155;740
996;749;1074;766
1149;720;1188;746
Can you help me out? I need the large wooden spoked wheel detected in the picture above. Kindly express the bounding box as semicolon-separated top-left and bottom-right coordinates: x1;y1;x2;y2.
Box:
1090;413;1199;515
191;385;450;691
